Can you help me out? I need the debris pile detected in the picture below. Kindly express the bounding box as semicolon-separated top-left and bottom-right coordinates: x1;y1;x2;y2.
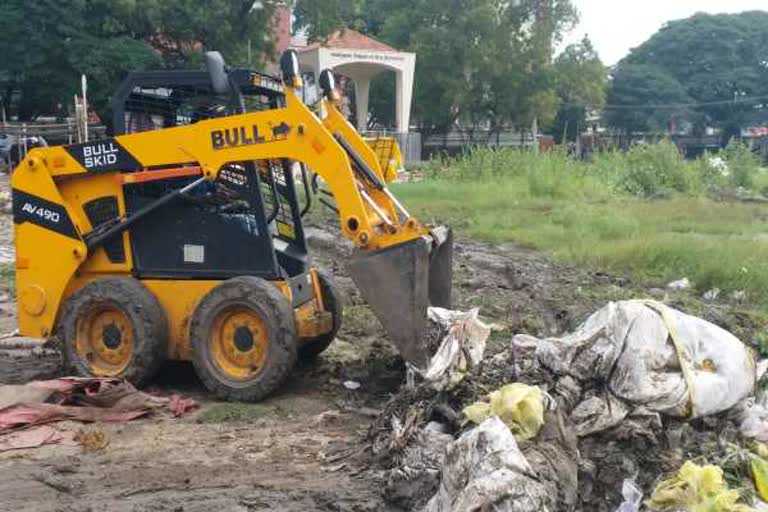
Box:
0;337;62;384
371;300;768;511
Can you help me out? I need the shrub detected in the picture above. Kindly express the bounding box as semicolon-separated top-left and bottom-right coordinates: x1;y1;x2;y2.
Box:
722;140;760;189
616;141;700;197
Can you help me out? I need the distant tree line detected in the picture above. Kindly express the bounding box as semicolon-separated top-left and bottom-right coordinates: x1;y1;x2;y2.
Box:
3;1;764;145
296;0;607;141
606;11;768;143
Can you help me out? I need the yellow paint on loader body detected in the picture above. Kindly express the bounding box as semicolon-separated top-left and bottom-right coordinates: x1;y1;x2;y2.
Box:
11;87;404;359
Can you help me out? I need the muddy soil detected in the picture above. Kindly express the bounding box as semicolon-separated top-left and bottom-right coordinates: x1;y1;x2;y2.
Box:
0;175;762;510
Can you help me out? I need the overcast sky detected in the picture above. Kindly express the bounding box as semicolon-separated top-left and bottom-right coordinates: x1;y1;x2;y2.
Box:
562;0;768;65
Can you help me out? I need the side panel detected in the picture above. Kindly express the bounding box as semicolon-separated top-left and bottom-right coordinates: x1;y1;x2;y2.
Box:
11;153;88;337
142;280;219;360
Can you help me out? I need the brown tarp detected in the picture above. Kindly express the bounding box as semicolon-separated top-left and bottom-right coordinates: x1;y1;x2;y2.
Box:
0;377;198;451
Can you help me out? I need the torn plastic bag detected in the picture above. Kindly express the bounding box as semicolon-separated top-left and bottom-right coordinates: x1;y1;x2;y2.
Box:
515;300;756;434
422;416;552;512
615;479;643;512
421;307;491;390
463;383;545;441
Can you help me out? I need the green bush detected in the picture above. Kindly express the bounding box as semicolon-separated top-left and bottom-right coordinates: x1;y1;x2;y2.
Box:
723;140;760;189
414;141;762;199
615;141;700;197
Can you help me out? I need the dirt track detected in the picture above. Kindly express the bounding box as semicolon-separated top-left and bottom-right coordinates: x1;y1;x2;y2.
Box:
0;180;762;510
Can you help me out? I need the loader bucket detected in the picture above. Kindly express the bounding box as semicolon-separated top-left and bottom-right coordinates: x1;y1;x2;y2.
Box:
348;228;454;367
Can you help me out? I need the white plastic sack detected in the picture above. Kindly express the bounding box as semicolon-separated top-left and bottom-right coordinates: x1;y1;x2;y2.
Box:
422;307;491;390
515;300;756;434
422;417;551;512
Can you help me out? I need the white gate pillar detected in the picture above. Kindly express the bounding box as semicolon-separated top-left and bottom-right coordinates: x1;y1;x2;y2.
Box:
353;77;371;132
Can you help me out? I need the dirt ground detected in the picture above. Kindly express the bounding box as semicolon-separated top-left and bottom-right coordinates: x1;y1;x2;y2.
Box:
0;174;762;511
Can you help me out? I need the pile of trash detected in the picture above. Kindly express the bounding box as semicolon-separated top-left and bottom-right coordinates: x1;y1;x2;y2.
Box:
0;377;197;452
371;300;768;511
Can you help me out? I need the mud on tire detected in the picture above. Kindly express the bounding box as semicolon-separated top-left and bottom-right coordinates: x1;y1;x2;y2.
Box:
299;270;344;361
59;277;168;387
190;276;298;402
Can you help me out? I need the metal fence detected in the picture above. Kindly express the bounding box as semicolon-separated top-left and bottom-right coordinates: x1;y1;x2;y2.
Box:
422;129;537;160
0;122;107;170
362;130;422;164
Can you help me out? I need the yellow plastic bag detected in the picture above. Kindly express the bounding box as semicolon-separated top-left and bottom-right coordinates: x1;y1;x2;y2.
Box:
462;384;544;441
749;443;768;502
750;457;768;502
646;461;754;512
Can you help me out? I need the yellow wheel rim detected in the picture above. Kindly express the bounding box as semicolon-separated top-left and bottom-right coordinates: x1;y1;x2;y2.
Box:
209;307;268;381
75;305;134;376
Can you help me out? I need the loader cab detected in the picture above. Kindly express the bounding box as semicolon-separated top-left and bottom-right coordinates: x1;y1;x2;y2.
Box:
110;65;311;286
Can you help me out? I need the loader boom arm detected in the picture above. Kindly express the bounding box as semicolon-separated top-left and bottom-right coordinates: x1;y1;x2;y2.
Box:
40;89;425;251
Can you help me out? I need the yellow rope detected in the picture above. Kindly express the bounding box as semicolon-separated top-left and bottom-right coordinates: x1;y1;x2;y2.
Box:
643;301;697;417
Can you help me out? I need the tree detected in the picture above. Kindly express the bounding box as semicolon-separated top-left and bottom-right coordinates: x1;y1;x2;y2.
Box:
606;12;768;137
294;0;367;41
0;0;279;122
297;0;580;136
605;65;694;134
549;37;607;142
143;0;280;66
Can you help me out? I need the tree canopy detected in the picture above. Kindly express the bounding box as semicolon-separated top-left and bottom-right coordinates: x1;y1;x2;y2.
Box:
606;11;768;136
0;0;279;122
549;37;607;141
295;0;604;136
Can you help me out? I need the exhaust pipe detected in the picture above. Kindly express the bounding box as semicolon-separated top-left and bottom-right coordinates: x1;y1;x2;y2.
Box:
348;227;454;367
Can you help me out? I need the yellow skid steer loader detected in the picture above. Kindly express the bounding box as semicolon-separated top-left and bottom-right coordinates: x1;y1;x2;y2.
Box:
10;50;452;401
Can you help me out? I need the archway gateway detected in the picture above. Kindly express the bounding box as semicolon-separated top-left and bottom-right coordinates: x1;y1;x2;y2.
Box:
296;29;416;134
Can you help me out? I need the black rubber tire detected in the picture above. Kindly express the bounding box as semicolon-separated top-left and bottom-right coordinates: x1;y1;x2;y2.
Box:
190;276;297;402
59;277;167;387
299;270;344;361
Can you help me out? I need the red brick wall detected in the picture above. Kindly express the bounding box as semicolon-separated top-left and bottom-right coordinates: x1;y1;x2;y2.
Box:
272;5;292;54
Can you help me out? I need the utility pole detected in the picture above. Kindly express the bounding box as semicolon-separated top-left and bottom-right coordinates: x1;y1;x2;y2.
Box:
81;75;88;142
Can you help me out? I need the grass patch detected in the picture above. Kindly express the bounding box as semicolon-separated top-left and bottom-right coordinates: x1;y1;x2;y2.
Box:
197;402;272;423
395;144;768;309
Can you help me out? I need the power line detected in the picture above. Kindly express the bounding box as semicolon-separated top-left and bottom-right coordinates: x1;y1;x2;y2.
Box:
563;94;768;111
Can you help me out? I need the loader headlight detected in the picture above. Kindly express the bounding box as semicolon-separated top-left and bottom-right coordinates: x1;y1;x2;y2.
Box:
318;69;339;101
280;50;302;88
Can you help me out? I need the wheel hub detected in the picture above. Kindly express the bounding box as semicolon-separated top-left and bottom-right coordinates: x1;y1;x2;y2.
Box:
102;323;122;350
233;326;254;352
209;307;268;381
75;305;134;376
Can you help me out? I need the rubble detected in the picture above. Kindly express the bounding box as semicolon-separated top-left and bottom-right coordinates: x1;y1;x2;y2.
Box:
423;417;552;512
0;337;62;384
372;300;768;512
